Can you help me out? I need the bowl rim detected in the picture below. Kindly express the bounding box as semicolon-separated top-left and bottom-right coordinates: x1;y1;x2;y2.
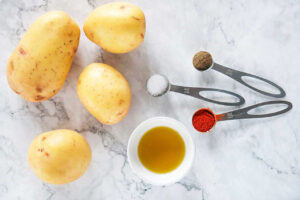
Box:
127;116;195;186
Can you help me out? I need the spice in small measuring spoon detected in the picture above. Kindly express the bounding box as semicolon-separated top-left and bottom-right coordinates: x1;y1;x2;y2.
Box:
146;74;245;106
192;101;293;133
192;109;216;132
192;51;286;98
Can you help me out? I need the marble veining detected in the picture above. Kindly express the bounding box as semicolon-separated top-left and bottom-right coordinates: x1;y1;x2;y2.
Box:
0;0;300;199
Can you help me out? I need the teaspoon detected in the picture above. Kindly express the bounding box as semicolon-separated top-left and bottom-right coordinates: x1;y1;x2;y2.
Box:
192;100;292;133
193;51;286;98
146;74;245;106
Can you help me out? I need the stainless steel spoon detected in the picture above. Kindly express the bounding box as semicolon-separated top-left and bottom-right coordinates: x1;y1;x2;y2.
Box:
193;51;286;98
192;100;292;132
146;74;245;106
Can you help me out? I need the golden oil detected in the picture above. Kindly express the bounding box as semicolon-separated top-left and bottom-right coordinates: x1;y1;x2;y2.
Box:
138;126;185;173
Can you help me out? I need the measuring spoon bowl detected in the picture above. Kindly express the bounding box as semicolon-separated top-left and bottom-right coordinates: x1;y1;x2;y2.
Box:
192;108;217;133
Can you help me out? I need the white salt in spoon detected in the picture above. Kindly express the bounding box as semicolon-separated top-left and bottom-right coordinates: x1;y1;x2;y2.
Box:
146;74;245;106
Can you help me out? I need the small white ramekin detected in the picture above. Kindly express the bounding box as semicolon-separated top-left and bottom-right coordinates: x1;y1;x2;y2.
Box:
127;117;195;186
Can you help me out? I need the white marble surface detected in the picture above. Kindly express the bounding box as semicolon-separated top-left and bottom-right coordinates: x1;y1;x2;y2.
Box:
0;0;300;199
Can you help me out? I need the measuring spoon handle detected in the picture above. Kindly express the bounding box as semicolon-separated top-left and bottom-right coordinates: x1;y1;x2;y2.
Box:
212;63;286;98
169;84;245;106
218;100;292;121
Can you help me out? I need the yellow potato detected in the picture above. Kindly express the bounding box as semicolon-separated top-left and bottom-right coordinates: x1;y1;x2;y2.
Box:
77;63;131;125
28;129;91;184
83;2;145;54
7;11;80;102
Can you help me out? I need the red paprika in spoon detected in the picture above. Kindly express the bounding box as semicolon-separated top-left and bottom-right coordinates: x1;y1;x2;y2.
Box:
192;101;293;133
192;108;216;132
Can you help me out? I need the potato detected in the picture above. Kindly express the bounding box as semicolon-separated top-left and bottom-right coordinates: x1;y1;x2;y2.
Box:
28;129;91;184
7;11;80;102
77;63;131;125
83;2;145;54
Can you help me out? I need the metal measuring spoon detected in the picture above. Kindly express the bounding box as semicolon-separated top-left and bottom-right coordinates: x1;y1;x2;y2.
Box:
146;74;245;106
192;100;292;133
193;51;286;98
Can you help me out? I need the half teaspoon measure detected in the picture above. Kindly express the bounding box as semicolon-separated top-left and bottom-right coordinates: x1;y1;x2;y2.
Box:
193;51;286;98
147;74;245;106
192;100;292;133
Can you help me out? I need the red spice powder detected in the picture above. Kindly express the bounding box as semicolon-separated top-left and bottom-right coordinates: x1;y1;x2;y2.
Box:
192;109;215;132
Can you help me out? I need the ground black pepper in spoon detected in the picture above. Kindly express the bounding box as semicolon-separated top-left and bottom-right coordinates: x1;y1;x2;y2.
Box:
193;51;213;71
192;51;286;98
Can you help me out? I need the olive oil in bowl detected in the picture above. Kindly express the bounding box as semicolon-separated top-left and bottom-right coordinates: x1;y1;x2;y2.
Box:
138;126;185;173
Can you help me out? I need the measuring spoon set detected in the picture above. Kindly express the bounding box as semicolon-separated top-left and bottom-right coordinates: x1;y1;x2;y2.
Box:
146;51;292;132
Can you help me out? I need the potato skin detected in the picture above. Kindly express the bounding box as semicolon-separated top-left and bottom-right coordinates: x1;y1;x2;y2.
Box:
83;2;145;54
7;11;80;102
77;63;131;125
28;129;91;184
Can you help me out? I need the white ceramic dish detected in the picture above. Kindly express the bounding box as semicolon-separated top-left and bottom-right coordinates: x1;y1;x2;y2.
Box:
127;117;195;186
